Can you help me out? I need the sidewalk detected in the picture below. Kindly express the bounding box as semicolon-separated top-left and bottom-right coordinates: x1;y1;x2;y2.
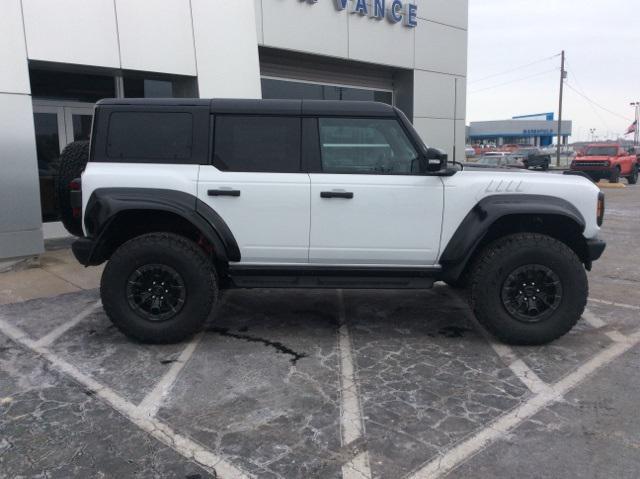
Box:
0;240;103;305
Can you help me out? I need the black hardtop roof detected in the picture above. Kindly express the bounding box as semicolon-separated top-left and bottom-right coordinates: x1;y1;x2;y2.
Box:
96;98;397;117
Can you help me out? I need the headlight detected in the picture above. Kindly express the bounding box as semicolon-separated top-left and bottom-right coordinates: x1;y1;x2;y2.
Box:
597;192;605;226
605;160;611;167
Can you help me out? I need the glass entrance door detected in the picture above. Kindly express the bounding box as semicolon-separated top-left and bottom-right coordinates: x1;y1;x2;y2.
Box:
32;102;94;224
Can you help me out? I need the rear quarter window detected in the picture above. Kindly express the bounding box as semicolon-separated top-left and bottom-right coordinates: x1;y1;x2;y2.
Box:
106;112;193;162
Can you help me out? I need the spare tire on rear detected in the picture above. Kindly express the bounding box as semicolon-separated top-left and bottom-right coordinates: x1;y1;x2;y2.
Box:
55;141;89;237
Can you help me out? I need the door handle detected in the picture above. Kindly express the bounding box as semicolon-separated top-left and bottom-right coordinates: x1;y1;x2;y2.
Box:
208;189;241;197
320;191;354;199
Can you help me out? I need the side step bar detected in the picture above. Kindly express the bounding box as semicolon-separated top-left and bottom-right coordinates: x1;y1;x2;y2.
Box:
227;265;440;290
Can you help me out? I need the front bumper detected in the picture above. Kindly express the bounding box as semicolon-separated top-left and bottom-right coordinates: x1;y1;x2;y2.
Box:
586;238;606;264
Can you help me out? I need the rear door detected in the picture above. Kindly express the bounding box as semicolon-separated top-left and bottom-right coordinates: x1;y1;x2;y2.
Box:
197;115;310;264
307;116;444;266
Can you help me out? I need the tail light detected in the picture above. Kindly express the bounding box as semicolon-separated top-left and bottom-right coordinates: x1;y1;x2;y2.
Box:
70;178;82;219
597;192;605;226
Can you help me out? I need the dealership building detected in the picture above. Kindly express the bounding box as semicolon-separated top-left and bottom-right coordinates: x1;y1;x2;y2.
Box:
0;0;468;261
468;113;572;147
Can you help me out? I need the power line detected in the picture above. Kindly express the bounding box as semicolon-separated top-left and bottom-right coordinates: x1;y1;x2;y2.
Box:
469;68;559;95
564;82;632;122
564;60;610;131
469;54;561;84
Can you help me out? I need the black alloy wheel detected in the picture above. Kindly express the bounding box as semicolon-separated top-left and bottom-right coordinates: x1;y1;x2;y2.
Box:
126;264;186;322
501;264;562;323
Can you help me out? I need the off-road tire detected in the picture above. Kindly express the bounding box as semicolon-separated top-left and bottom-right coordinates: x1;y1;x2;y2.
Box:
627;165;638;185
56;141;89;237
101;233;217;344
470;233;588;345
609;166;621;184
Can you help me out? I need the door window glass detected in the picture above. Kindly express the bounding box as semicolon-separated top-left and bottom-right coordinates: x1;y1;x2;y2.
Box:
318;118;418;174
106;112;193;162
213;116;301;173
34;112;61;222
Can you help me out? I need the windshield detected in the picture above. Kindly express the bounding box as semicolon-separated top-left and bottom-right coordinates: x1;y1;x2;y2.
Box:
585;146;617;157
515;148;536;155
478;156;500;166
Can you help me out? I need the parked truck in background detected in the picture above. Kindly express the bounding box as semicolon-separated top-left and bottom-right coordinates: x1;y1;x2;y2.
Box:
570;144;638;184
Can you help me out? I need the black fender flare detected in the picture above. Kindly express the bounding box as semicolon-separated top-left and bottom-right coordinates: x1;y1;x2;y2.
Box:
83;188;240;264
439;194;586;280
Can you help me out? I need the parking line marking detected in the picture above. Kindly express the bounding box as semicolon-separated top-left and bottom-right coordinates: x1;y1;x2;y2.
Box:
582;308;630;343
407;329;640;479
589;298;640;311
337;290;373;479
137;333;204;418
0;318;252;479
582;308;607;329
34;300;102;348
446;291;549;394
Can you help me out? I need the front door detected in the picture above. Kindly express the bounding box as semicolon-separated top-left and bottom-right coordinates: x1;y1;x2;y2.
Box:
197;115;311;264
32;102;94;224
309;117;444;266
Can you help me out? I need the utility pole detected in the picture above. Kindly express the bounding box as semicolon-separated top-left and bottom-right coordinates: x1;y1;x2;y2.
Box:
631;101;640;146
556;50;566;166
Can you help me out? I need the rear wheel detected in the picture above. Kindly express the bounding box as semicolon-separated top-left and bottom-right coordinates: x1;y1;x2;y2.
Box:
610;166;621;183
56;141;89;237
541;160;550;171
627;165;638;185
101;233;217;343
470;233;587;345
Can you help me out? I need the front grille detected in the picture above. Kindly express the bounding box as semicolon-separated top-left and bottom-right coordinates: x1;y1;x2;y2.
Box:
574;161;608;167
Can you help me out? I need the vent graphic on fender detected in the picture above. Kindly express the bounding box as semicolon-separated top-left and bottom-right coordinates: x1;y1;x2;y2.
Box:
485;179;525;193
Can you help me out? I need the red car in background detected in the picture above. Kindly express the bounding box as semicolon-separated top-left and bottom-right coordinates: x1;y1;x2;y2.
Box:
570;144;638;184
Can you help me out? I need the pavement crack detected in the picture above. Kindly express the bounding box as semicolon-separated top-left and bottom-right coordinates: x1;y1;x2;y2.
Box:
209;327;308;364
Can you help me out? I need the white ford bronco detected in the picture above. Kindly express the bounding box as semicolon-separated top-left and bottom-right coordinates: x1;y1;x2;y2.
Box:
60;99;606;345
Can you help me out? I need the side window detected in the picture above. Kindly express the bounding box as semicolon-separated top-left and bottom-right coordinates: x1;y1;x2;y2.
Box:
318;118;419;174
107;112;193;162
213;116;301;173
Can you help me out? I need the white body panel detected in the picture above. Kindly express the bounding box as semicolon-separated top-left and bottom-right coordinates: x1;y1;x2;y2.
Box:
80;163;200;236
197;168;310;264
309;174;444;265
438;171;602;259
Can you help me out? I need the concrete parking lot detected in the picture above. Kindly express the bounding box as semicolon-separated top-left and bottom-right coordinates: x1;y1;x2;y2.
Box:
1;186;639;479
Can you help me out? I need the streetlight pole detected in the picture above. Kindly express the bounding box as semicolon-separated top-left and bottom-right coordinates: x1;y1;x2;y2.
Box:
556;50;566;166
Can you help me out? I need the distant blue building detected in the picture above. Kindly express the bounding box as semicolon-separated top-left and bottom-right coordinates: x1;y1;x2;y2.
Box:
468;113;572;147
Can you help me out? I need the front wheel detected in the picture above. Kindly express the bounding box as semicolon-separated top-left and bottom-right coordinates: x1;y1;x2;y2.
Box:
610;167;621;183
101;233;217;343
470;233;587;345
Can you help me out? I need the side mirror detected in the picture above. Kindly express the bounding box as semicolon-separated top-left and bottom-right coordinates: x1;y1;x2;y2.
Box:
424;147;448;172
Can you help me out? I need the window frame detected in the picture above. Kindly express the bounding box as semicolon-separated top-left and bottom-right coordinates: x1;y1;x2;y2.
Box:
210;114;304;174
308;115;427;176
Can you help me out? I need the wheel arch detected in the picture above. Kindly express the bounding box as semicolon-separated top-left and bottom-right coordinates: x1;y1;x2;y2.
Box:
439;195;589;282
82;188;240;266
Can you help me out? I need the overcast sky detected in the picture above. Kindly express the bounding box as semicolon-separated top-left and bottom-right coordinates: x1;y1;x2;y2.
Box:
467;0;639;141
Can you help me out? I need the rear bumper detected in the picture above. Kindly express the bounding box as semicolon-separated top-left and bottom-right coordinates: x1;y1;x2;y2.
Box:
71;237;97;266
